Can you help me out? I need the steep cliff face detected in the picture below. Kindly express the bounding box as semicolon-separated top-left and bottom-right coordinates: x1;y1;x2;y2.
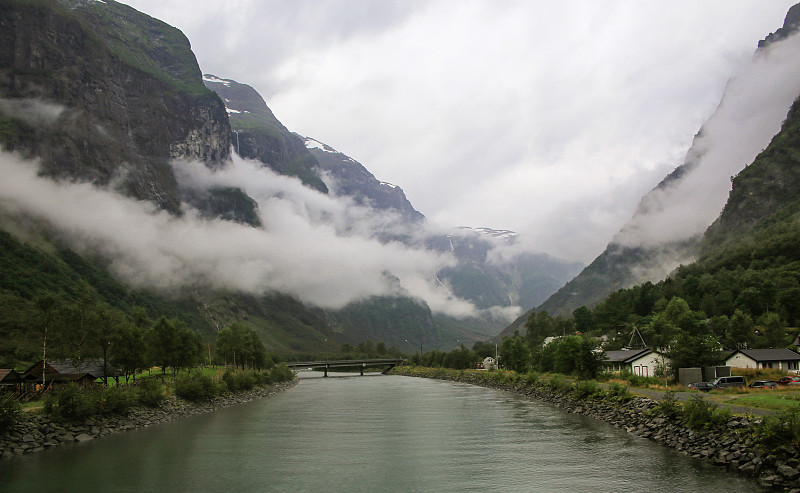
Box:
202;75;328;193
538;7;800;317
0;0;230;212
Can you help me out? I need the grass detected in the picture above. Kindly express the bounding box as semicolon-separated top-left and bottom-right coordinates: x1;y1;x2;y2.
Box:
724;392;800;411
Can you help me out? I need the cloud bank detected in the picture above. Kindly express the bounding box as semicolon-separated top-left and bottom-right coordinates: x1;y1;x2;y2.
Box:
614;30;800;248
122;0;797;263
0;151;481;318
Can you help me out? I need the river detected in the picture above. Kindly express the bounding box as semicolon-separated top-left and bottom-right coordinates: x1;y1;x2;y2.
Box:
0;373;760;492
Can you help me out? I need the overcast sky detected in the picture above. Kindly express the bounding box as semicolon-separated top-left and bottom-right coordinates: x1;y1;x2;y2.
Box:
124;0;797;263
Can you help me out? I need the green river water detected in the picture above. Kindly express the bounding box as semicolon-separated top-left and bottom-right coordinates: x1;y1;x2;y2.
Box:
0;373;761;492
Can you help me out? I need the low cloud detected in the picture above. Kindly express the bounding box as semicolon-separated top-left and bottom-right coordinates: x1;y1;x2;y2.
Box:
0;98;65;127
613;31;800;249
0;151;478;318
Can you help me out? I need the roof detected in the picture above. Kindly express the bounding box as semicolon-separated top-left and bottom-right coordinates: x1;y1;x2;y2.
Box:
604;349;652;364
727;348;800;363
22;372;96;383
0;369;21;383
23;359;121;379
49;359;121;378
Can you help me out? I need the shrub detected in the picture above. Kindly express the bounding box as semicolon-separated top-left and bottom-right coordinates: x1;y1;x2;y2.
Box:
545;375;571;392
525;371;539;384
755;406;800;450
222;369;237;392
574;380;601;400
269;363;294;383
234;372;256;391
99;386;136;415
621;371;661;388
46;384;91;420
607;382;632;403
652;391;681;420
254;371;272;386
682;395;730;430
137;379;165;407
0;392;20;432
174;375;217;402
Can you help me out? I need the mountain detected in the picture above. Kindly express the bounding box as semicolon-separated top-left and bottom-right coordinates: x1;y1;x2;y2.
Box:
304;137;424;223
202;77;580;332
0;0;581;369
0;0;230;213
0;0;348;362
538;7;800;317
201;74;328;193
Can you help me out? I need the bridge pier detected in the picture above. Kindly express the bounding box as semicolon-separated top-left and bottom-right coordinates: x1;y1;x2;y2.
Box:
324;364;328;377
360;363;366;376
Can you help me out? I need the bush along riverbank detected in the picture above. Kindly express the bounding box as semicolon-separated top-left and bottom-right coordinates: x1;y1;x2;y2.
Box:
0;366;296;458
391;366;800;492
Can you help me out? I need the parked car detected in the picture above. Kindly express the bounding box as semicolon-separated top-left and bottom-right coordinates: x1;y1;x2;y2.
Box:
748;380;777;389
709;376;746;388
687;382;714;392
777;376;800;385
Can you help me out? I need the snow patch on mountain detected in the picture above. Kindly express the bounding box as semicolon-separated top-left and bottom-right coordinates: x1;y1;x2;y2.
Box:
305;137;336;153
459;226;517;241
202;74;231;87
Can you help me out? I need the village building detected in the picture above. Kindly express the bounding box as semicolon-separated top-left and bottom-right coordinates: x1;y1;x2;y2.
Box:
21;359;121;391
725;348;800;371
482;357;498;370
603;349;667;377
0;369;22;392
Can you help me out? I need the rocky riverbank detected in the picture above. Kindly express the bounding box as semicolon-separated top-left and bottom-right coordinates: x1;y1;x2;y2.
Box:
0;380;297;459
390;367;800;492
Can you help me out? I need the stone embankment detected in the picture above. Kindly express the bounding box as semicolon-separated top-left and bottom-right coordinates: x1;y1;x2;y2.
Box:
391;367;800;492
0;380;296;459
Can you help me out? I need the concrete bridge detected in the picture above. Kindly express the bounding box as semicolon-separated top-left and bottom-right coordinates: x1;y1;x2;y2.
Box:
284;358;405;377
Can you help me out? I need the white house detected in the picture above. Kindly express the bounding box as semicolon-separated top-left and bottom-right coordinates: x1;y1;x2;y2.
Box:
604;349;667;377
482;357;498;370
725;348;800;371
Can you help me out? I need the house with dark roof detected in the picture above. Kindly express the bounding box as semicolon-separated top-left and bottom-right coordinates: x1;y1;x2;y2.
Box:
725;349;800;371
0;369;21;391
603;349;669;377
22;359;121;390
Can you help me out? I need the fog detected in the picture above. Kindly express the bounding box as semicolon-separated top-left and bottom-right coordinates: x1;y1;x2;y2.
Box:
613;30;800;250
0;151;485;318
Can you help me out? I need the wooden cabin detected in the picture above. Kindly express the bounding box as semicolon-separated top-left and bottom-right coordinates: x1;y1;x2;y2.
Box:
22;359;121;391
0;369;22;392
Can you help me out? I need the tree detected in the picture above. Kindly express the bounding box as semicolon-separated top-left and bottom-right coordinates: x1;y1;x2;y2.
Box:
112;321;146;382
173;322;203;373
443;346;476;370
728;310;755;349
33;293;62;388
760;312;786;348
88;303;125;384
146;318;201;376
572;306;594;332
667;333;723;377
215;322;267;370
147;318;179;375
525;311;555;345
499;335;529;373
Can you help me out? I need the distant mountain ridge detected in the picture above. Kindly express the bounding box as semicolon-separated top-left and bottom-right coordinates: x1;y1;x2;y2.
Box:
0;0;581;367
303;136;424;223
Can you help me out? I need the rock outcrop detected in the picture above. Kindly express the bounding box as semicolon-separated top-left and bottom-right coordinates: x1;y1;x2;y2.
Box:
0;0;231;213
